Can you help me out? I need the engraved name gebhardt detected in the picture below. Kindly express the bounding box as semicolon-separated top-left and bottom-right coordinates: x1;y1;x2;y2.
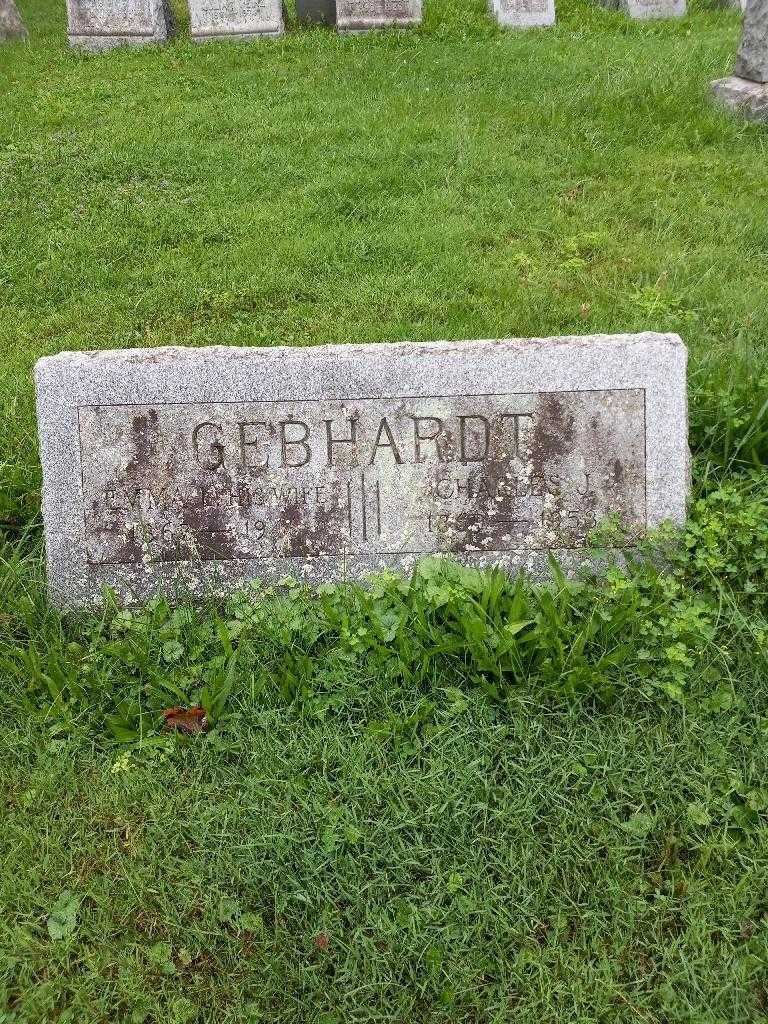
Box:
78;390;647;566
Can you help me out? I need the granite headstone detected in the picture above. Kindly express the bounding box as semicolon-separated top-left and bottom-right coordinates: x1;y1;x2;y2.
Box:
335;0;420;32
35;334;689;608
711;0;768;123
0;0;27;41
601;0;685;18
489;0;555;29
188;0;283;41
735;0;768;79
67;0;174;50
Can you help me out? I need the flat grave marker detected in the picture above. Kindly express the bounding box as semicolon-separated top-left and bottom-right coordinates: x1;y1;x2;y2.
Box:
35;334;689;608
67;0;174;50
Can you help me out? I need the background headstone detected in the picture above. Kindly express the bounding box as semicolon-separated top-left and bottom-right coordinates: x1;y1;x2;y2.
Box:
734;0;768;80
489;0;555;28
0;0;27;41
622;0;685;17
296;0;336;23
335;0;420;32
67;0;174;51
601;0;685;19
188;0;284;40
711;0;768;124
35;334;689;608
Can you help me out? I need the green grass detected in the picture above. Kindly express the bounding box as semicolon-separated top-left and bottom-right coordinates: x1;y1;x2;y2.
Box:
3;690;768;1023
3;0;768;1019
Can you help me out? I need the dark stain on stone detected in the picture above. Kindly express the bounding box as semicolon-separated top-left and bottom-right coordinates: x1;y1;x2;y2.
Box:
530;394;575;478
179;469;241;562
285;481;349;557
125;410;161;478
283;503;304;529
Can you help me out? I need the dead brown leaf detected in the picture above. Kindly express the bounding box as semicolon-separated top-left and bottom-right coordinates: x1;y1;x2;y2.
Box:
162;706;208;734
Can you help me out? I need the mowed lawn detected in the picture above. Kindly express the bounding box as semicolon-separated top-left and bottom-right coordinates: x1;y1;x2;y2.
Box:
2;0;768;1021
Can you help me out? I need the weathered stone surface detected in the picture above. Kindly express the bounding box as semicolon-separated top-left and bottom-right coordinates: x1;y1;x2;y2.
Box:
489;0;554;29
189;0;283;41
335;0;420;32
35;334;689;608
735;0;768;82
599;0;685;17
711;75;768;122
0;0;27;41
67;0;174;51
626;0;684;17
625;0;685;17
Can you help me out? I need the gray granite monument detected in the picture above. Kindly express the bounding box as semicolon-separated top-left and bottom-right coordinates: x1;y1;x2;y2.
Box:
35;334;689;608
712;0;768;123
0;0;27;41
67;0;174;51
188;0;283;41
600;0;685;18
489;0;555;28
335;0;420;32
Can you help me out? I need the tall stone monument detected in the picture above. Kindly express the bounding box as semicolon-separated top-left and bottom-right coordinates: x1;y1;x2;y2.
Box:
0;0;27;41
489;0;555;29
67;0;174;51
335;0;420;32
188;0;284;40
35;334;690;608
712;0;768;124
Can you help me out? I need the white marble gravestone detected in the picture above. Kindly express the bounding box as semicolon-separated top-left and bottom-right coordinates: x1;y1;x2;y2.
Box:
67;0;174;50
489;0;555;28
335;0;420;32
188;0;283;41
35;334;690;608
712;0;768;124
